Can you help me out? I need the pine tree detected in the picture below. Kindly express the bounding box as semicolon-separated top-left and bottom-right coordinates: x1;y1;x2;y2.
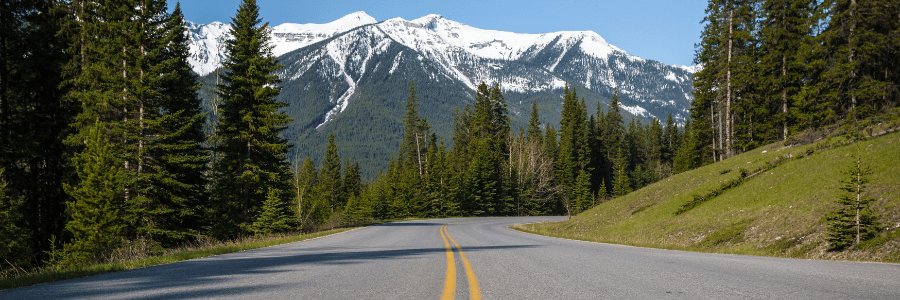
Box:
320;134;343;213
757;0;812;141
804;0;898;123
556;86;590;207
295;157;324;228
825;148;879;251
572;168;592;214
612;147;632;197
400;81;425;175
2;0;71;262
136;2;210;246
344;161;362;199
63;121;126;264
527;100;543;143
544;124;558;162
0;168;31;270
674;120;697;174
212;0;292;237
252;186;291;235
662;113;678;164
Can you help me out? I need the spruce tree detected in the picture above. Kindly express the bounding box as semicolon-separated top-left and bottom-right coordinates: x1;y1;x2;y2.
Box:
757;0;811;141
0;168;31;270
825;149;879;251
544;124;558;162
252;186;292;235
319;134;343;213
212;0;292;237
527;100;543;143
63;122;126;264
344;161;362;199
295;157;324;228
137;2;210;246
2;0;71;261
572;169;592;214
400;81;425;174
612;147;632;197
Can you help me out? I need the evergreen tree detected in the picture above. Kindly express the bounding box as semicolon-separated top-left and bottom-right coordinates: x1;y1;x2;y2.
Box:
344;161;362;199
467;138;498;216
63;122;126;264
612;147;632;197
295;157;325;228
136;3;210;246
252;186;292;235
756;0;811;142
0;168;31;270
544;124;558;162
674;120;697;174
320;134;343;213
527;100;543;143
2;0;71;262
825;148;879;250
572;168;593;214
662;113;678;164
556;86;591;207
212;0;292;237
400;81;426;175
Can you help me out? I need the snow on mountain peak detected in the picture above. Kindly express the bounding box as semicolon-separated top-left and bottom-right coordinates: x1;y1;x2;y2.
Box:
187;11;378;75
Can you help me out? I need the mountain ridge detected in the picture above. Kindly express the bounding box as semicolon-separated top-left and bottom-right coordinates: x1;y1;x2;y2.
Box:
190;11;698;178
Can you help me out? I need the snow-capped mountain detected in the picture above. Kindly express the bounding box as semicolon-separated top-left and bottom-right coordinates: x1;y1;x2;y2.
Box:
188;11;697;177
187;11;377;76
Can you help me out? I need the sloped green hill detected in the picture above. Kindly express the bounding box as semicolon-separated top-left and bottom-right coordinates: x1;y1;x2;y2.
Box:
520;120;900;262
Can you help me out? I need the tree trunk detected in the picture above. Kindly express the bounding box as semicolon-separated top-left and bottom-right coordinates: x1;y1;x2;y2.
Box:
855;155;861;245
415;133;422;176
726;9;734;159
849;0;857;111
782;53;788;140
711;102;717;163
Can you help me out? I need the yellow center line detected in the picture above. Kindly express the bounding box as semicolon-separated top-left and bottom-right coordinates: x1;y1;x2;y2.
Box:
439;225;457;300
445;225;482;300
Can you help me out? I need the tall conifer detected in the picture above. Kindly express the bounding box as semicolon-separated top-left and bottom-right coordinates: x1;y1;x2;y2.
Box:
63;122;126;264
212;0;292;237
320;134;343;213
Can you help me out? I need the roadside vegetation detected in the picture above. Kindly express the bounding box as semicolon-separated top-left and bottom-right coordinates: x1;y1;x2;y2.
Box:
0;226;360;291
515;113;900;262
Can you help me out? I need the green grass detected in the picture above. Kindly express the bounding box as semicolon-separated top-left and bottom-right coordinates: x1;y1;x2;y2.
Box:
0;228;355;291
516;119;900;263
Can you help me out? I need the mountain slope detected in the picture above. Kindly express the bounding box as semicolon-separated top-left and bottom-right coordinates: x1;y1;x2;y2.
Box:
518;120;900;262
191;12;697;177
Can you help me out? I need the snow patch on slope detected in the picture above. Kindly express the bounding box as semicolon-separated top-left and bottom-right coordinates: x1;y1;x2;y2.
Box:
622;104;652;118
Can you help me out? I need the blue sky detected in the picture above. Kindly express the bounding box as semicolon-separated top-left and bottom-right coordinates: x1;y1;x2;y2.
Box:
173;0;707;66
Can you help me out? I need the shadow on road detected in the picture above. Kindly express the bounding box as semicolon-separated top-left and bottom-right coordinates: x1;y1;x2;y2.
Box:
371;222;446;227
10;244;541;299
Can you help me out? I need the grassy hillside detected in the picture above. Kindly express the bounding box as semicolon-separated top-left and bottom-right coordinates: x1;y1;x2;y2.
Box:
518;118;900;262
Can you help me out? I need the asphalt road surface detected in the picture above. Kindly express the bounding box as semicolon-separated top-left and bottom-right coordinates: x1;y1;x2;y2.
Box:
3;217;899;299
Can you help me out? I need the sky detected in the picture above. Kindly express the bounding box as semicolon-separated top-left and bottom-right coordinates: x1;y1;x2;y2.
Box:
172;0;707;67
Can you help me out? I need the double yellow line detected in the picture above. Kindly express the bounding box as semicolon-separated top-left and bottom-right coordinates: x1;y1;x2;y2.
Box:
439;224;481;300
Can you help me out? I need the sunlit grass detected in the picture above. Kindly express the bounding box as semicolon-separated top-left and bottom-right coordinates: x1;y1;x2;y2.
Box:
516;118;900;263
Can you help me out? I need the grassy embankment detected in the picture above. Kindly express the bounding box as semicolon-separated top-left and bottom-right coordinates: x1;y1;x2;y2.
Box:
516;115;900;263
0;227;357;290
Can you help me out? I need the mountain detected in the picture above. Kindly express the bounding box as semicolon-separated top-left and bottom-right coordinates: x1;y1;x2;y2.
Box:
187;11;378;76
188;12;698;178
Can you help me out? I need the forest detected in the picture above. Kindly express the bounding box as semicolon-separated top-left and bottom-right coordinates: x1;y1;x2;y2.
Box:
1;0;898;276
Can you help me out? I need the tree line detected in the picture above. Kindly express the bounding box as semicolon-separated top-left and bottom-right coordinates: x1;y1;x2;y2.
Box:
685;0;899;166
0;0;297;271
293;82;689;226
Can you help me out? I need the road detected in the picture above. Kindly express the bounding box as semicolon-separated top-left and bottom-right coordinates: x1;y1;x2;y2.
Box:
2;217;898;299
